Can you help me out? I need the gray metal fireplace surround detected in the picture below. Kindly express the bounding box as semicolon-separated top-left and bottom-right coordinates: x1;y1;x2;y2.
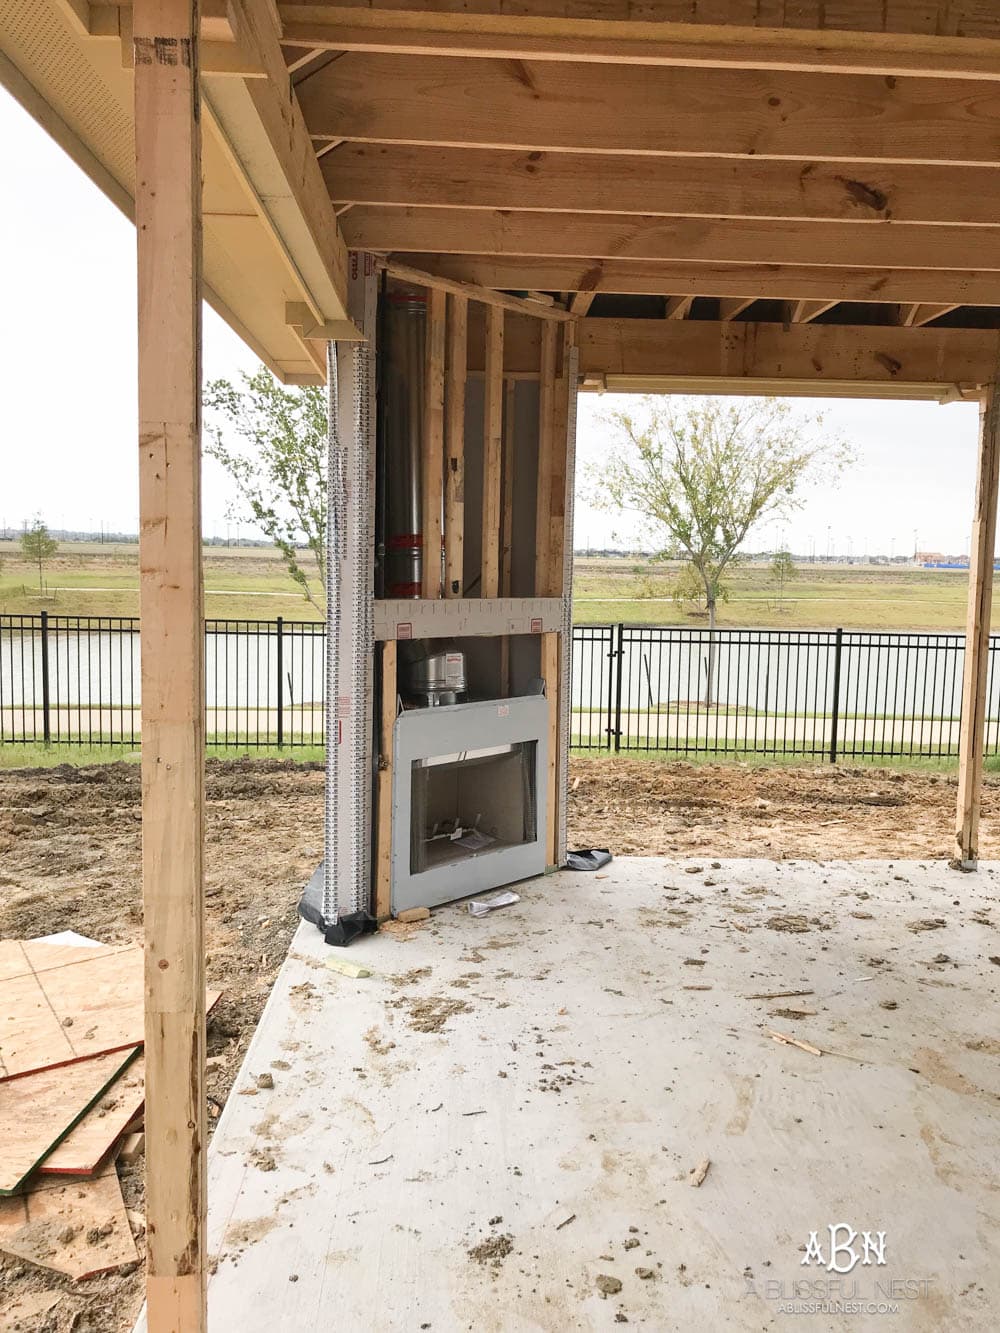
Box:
390;695;548;913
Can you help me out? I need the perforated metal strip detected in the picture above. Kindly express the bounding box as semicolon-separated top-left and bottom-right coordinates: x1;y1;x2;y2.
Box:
323;341;345;922
557;342;580;866
323;259;379;924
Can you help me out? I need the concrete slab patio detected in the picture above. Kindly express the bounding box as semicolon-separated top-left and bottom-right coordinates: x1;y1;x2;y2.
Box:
184;859;1000;1331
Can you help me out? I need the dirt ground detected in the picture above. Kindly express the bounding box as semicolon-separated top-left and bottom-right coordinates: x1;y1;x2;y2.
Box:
0;754;996;1329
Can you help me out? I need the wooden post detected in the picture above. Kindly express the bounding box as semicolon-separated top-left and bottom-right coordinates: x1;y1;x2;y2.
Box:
481;306;504;598
375;641;397;920
534;321;558;596
956;379;1000;867
444;294;467;597
421;287;446;599
133;1;206;1329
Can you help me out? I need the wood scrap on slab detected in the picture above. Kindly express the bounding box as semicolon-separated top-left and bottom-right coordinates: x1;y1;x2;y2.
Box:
0;1162;137;1280
0;1048;140;1195
743;989;814;1000
687;1158;711;1187
767;1028;823;1057
40;1055;145;1177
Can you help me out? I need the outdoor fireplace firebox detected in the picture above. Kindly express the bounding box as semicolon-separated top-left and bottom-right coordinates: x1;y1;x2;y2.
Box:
391;695;548;913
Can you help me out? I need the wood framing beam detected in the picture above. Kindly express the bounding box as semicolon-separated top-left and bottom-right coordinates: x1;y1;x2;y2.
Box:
500;379;516;599
664;296;694;320
535;321;558;597
375;641;396;920
298;55;1000;166
578;320;1000;395
277;6;1000;80
343;208;1000;273
321;144;1000;229
546;325;575;600
569;292;595;317
133;1;206;1328
382;260;572;321
791;300;840;322
718;298;757;321
422;287;446;598
444;294;468;598
481;308;505;599
395;254;1000;307
956;378;1000;867
202;0;350;330
900;303;960;327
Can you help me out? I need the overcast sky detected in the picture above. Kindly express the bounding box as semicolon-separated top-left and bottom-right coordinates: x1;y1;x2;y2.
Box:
0;85;982;557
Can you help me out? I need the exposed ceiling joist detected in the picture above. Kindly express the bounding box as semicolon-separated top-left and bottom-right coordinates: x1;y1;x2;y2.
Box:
578;318;999;398
568;291;595;316
276;5;1000;81
899;303;961;326
664;296;694;320
392;253;1000;306
790;300;840;322
339;207;1000;272
297;54;1000;166
320;144;1000;228
718;298;757;321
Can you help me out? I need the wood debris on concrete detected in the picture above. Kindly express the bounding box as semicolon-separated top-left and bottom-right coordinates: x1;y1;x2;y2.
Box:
767;1028;824;1057
687;1158;711;1187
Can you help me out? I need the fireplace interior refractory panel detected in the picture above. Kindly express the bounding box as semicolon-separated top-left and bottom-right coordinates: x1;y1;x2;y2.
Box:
390;695;548;913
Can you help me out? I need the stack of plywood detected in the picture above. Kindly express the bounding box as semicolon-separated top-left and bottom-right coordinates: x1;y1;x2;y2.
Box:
0;934;215;1281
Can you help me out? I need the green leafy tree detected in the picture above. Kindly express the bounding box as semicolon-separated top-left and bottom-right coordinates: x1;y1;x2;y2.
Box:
588;397;848;702
770;548;798;614
21;518;58;594
203;368;327;610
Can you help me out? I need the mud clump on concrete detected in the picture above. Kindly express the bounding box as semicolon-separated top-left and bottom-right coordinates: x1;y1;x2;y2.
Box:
765;913;812;933
393;995;472;1033
468;1234;514;1267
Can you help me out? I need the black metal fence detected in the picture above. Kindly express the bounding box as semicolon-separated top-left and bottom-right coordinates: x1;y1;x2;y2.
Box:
2;614;998;760
572;624;1000;760
0;613;325;749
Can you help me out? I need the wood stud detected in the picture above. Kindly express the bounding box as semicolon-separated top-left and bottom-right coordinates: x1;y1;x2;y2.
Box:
481;307;505;598
422;287;446;598
444;294;468;597
956;365;1000;866
133;0;207;1328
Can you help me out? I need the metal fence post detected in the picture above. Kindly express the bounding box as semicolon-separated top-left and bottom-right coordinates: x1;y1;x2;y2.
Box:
613;622;624;752
276;616;284;749
829;627;844;763
39;610;52;746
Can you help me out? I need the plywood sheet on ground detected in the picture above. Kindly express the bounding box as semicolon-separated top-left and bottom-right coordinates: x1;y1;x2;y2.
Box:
0;944;141;1080
0;1290;63;1330
0;1162;136;1280
0;1047;140;1195
40;1054;145;1177
0;941;221;1081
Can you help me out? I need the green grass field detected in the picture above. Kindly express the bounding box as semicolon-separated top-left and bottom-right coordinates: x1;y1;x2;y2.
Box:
0;541;984;630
